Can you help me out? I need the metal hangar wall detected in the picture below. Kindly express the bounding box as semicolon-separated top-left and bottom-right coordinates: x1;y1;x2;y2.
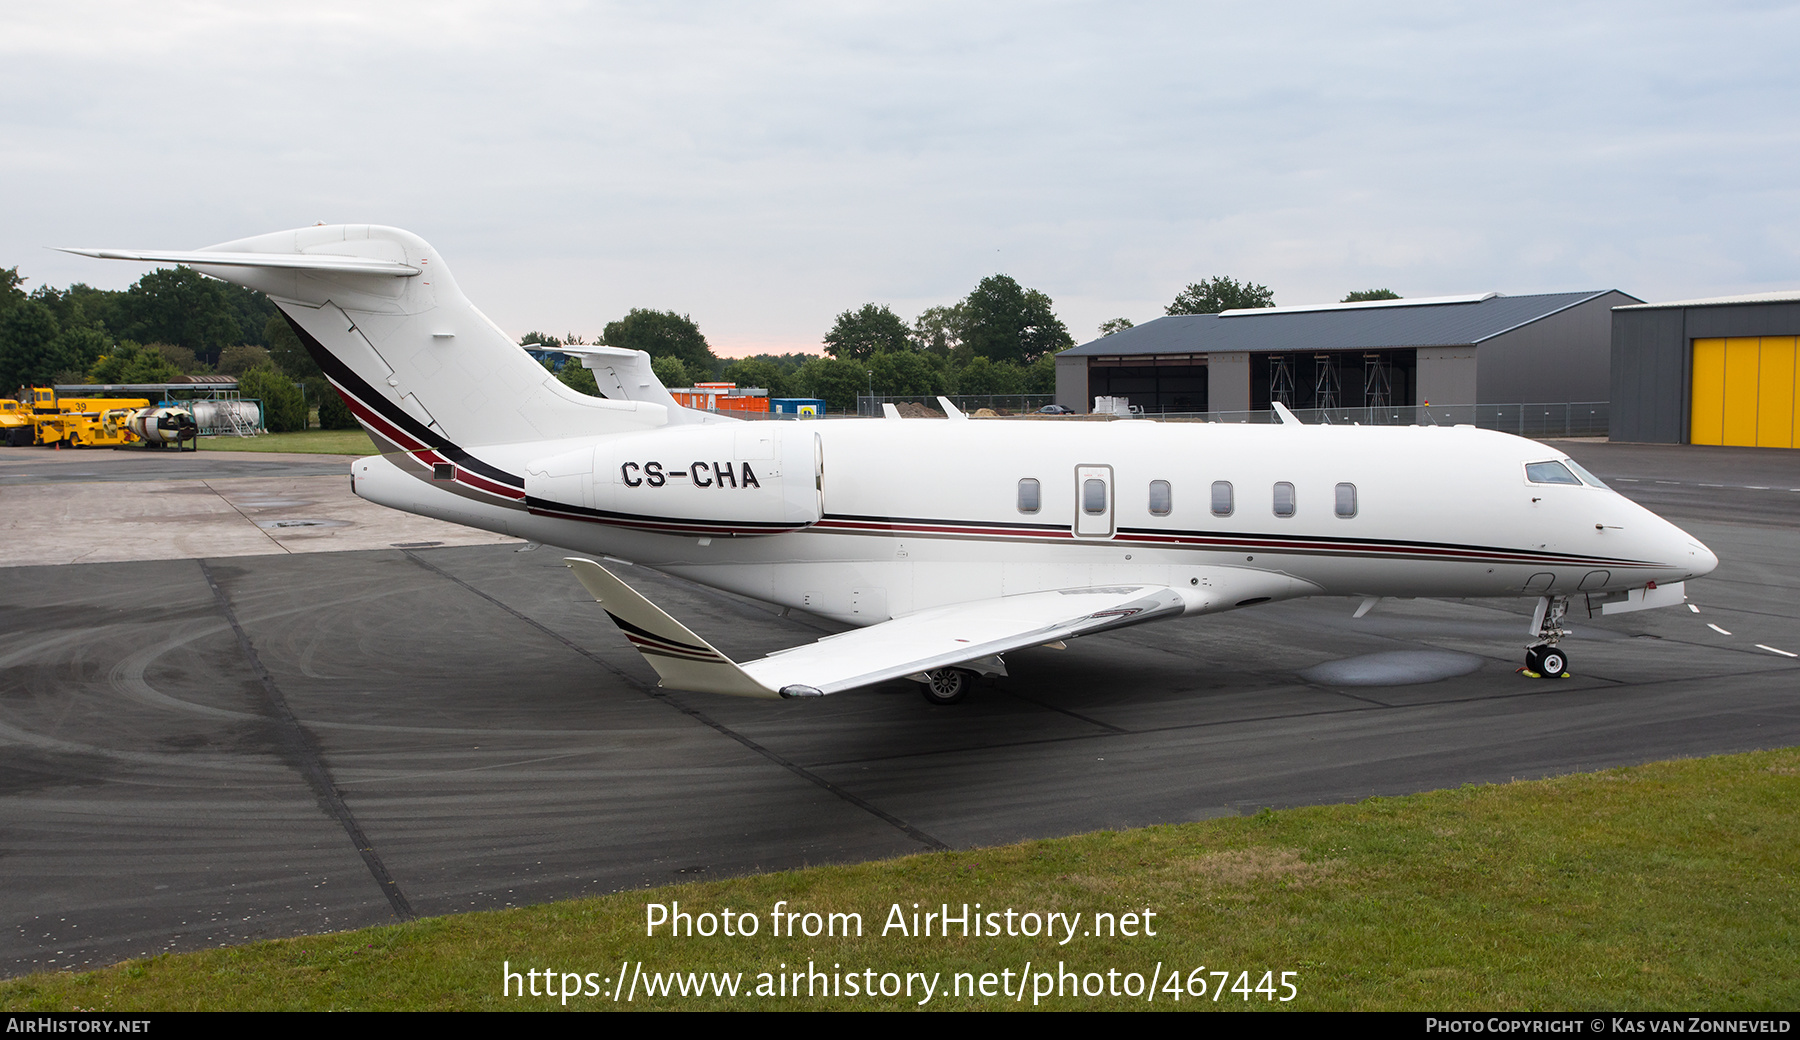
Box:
1055;290;1635;415
1611;291;1800;447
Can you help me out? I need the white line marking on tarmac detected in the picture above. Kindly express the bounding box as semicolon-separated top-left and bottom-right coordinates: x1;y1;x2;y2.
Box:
1688;604;1700;613
1755;644;1798;658
1707;623;1733;636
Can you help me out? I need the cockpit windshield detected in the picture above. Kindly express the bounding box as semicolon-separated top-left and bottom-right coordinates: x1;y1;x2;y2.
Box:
1562;458;1610;489
1524;460;1581;485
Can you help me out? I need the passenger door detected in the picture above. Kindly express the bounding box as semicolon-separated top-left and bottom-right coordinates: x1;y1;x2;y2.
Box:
1074;464;1114;539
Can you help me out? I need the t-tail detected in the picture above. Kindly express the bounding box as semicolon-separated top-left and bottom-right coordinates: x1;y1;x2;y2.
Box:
61;225;719;457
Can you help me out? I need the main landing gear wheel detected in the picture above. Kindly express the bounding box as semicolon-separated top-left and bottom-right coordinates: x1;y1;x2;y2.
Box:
1525;645;1570;678
920;668;972;706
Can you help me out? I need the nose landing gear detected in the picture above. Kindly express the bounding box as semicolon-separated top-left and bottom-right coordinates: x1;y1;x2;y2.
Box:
1522;594;1572;678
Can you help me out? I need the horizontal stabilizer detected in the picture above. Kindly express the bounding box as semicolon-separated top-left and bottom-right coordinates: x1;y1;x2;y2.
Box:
559;347;693;417
567;557;1186;698
56;247;420;276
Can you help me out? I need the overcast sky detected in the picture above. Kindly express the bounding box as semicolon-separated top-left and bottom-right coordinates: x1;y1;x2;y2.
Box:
4;1;1797;356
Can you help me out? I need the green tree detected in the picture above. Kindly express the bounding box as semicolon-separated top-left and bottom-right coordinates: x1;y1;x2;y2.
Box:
722;357;788;398
912;304;963;356
50;326;113;381
651;356;691;390
111;267;254;365
1166;277;1275;315
824;303;912;360
264;314;321;380
792;356;868;412
952;356;1028;396
867;350;946;396
543;356;600;396
87;340;182;385
958;275;1072;364
149;343;209;374
1342;289;1401;303
1098;317;1134;337
217;345;272;376
0;301;69;389
0;267;27;313
602;309;717;375
238;364;306;432
318;387;359;430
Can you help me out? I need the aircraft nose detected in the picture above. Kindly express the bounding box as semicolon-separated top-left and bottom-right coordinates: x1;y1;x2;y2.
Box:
1661;516;1718;580
1687;537;1719;579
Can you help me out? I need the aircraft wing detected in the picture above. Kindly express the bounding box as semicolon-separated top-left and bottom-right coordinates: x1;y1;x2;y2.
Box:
565;558;1187;698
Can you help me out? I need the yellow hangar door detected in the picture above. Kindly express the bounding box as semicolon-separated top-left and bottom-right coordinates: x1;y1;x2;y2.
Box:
1690;337;1799;447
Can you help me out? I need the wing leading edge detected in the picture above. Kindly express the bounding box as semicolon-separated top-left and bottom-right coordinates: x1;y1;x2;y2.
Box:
564;558;1187;698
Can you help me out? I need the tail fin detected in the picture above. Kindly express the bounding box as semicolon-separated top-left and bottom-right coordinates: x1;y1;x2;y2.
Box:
64;225;684;452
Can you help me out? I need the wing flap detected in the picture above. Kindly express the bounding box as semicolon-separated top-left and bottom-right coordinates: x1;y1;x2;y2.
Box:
744;584;1185;694
566;557;1185;698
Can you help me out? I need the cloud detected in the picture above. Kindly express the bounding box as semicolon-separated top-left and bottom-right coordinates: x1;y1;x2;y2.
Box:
6;1;1798;352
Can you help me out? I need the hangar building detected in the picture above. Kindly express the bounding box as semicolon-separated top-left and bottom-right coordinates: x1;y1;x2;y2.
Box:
1610;290;1800;447
1055;290;1637;415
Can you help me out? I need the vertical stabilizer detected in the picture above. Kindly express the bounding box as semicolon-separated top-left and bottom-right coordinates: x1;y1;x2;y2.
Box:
66;225;673;451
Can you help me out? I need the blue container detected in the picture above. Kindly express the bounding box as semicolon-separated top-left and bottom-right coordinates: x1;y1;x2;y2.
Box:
770;398;827;417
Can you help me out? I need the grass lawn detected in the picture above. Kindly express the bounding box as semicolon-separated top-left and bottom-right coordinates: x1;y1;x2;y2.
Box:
3;748;1795;1011
199;429;380;455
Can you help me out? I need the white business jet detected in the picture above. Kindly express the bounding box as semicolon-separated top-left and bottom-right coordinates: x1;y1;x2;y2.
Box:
67;226;1718;703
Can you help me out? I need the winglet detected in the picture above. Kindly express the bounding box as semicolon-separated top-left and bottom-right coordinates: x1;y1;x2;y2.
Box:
1271;401;1299;425
936;396;968;421
564;558;783;698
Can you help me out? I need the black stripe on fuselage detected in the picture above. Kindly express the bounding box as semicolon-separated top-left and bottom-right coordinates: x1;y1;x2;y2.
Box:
525;496;811;533
814;512;1654;568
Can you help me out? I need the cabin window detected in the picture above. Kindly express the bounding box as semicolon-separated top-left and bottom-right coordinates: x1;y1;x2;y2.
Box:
1273;482;1295;517
1211;481;1233;517
1148;480;1172;516
1083;478;1107;515
1335;482;1357;518
1017;478;1041;514
1525;460;1581;485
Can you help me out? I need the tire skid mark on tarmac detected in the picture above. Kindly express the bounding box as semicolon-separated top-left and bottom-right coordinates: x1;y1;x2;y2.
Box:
400;549;952;853
198;558;417;922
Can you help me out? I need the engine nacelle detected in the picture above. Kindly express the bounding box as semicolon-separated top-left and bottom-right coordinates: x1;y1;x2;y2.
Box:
524;424;821;535
128;406;197;444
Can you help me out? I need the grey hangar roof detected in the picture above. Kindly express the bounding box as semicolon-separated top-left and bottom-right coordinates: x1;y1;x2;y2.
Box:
1061;291;1621;357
